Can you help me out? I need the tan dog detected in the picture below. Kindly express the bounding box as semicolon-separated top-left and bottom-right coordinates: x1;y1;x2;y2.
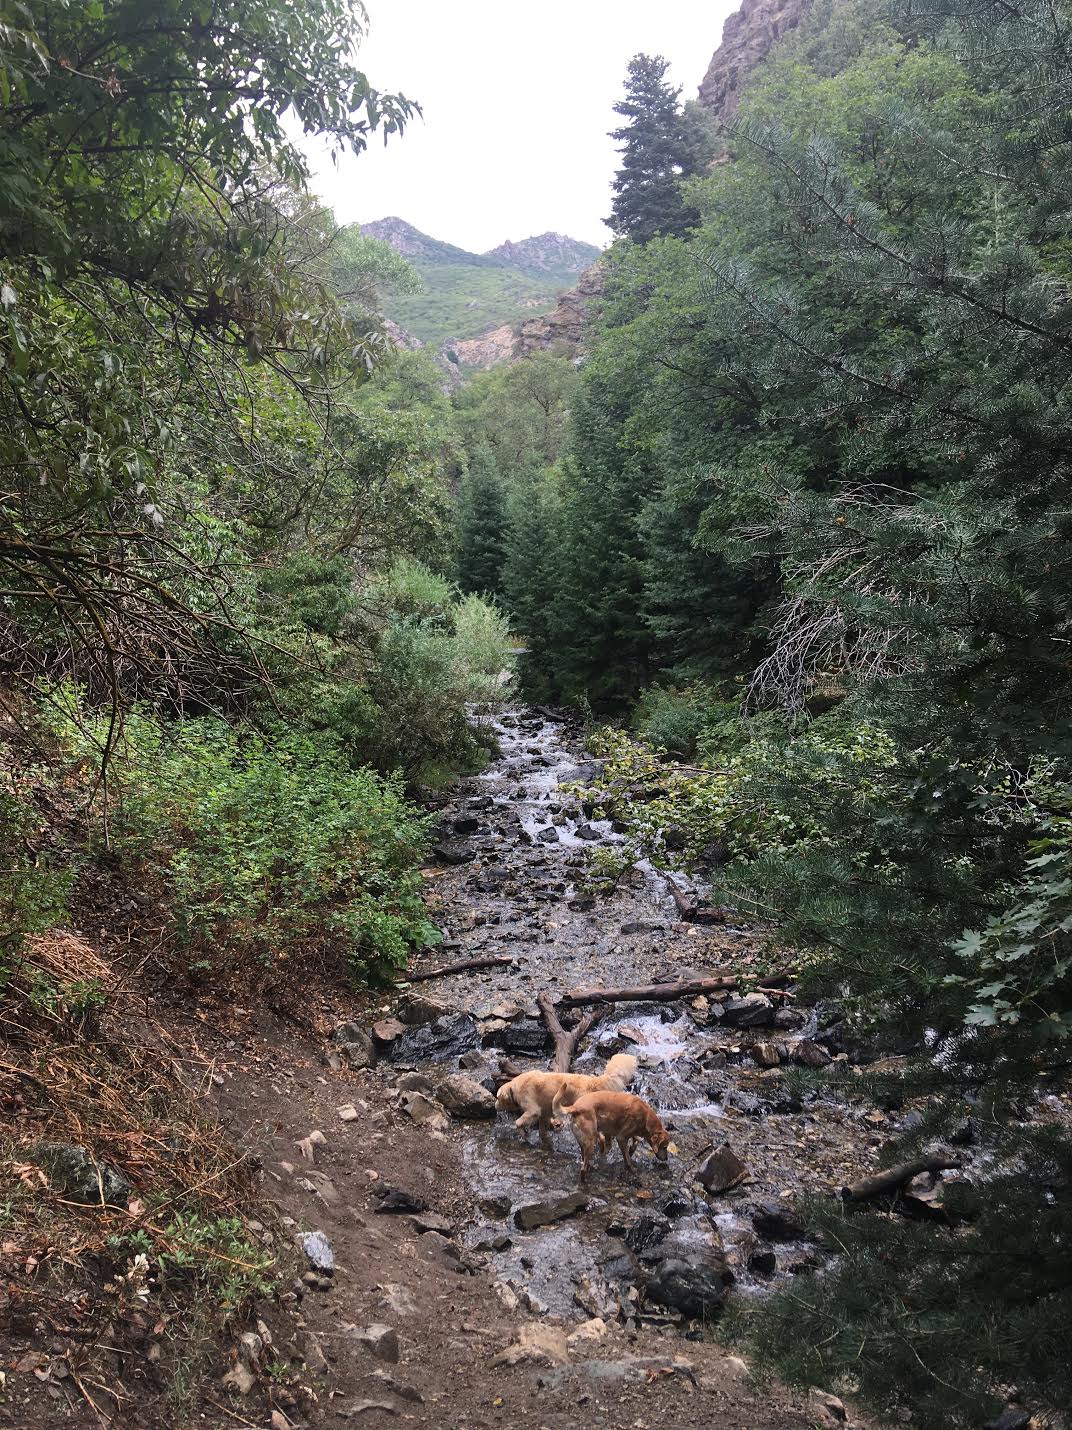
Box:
560;1090;673;1180
495;1054;638;1149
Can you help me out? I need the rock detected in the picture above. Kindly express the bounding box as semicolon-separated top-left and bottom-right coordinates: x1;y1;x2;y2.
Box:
573;823;602;840
747;1249;777;1277
295;1230;335;1273
396;992;449;1026
644;1259;731;1319
295;1171;339;1205
399;1092;449;1132
773;1005;805;1030
222;1361;256;1395
514;1192;590;1231
395;1071;434;1094
396;1011;482;1059
535;826;560;844
33;1142;131;1207
567;1318;608;1351
368;1370;424;1403
491;1324;570;1368
433;842;473;865
352;1323;400;1364
568;895;596;911
807;1387;848;1425
721;993;775;1028
751;1041;782;1068
338;1400;398;1418
752;1201;806;1242
373;1187;428;1214
611;1213;671;1253
793;1039;832;1068
699;0;811;124
301;1329;329;1374
337;1103;360;1122
479;1193;512;1219
371;1017;406;1047
271;1412;290;1430
435;1073;497;1119
332;1022;376;1069
453;815;481;835
419;1229;461;1262
493;1280;522;1312
697;1144;748;1194
985;1411;1031;1430
409;1210;454;1235
298;1129;326;1161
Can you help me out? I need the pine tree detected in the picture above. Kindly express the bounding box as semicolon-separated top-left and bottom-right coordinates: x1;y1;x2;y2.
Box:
607;55;710;244
455;445;506;597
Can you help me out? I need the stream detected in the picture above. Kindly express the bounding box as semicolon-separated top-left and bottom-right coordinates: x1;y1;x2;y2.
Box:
380;707;900;1323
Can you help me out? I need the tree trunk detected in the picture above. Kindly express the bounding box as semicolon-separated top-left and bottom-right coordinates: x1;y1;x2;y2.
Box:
665;874;725;924
537;991;602;1072
559;973;793;1007
403;954;516;984
842;1155;962;1203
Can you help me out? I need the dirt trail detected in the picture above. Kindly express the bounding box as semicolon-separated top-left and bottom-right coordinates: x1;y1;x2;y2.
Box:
206;706;881;1429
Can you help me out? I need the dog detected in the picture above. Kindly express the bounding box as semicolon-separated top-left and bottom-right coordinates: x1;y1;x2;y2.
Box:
559;1090;674;1180
495;1053;638;1149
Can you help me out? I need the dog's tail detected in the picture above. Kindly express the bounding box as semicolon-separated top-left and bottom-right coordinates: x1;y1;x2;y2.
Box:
496;1078;520;1112
557;1104;582;1117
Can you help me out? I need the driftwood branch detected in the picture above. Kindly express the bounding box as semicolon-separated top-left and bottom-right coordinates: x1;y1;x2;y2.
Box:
537;991;602;1072
841;1155;962;1203
403;954;516;984
665;874;725;924
560;973;794;1007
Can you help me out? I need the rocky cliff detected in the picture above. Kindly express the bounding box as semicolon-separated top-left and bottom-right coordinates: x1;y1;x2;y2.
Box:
698;0;812;124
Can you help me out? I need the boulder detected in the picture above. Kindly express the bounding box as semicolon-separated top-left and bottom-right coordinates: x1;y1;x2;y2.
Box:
332;1022;376;1069
721;993;775;1028
396;993;449;1026
351;1323;399;1364
491;1324;569;1368
535;826;560;845
644;1259;731;1318
34;1142;130;1207
697;1143;748;1194
435;1074;497;1120
573;823;602;841
793;1039;832;1068
751;1200;806;1242
399;1092;449;1133
433;842;473;865
453;815;481;835
295;1230;335;1273
373;1187;428;1215
395;1071;434;1095
514;1192;590;1231
807;1388;848;1425
751;1041;782;1068
371;1017;406;1047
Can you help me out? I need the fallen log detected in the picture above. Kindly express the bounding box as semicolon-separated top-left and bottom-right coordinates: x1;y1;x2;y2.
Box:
665;874;726;925
559;973;794;1007
537;991;602;1072
402;954;516;984
841;1154;962;1204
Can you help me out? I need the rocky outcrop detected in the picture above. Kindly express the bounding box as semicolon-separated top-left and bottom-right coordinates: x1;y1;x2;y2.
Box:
484;232;599;277
513;262;604;361
698;0;813;125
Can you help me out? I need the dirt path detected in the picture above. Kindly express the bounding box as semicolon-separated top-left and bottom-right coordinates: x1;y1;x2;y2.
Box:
205;706;878;1429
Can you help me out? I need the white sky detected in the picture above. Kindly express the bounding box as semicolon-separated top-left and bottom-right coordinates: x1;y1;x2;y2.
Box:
300;0;739;253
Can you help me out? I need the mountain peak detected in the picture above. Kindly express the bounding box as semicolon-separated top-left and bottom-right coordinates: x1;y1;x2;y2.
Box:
484;232;601;276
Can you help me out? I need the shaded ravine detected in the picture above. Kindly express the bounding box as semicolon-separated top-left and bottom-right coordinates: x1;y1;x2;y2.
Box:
380;706;890;1323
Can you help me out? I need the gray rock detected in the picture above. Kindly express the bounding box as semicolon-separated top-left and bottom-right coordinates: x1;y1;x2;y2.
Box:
396;992;449;1026
395;1012;481;1060
697;1144;748;1194
535;826;560;845
373;1187;428;1214
368;1370;423;1403
395;1071;434;1095
332;1022;376;1069
34;1142;130;1207
295;1230;335;1273
433;842;473;865
573;823;602;841
721;993;775;1028
792;1039;832;1068
514;1192;590;1231
352;1323;400;1363
644;1258;731;1318
435;1073;497;1119
399;1092;449;1133
751;1200;806;1242
409;1211;453;1236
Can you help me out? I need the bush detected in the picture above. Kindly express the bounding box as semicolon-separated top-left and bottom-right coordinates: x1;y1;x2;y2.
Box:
47;694;440;984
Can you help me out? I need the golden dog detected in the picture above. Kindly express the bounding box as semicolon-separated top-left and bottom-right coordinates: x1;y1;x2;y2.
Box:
495;1053;638;1149
560;1090;673;1180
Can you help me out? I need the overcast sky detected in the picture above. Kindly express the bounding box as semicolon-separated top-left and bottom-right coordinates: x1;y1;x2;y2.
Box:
300;0;739;254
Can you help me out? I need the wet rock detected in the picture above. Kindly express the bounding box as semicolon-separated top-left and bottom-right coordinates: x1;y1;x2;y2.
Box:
395;1012;481;1060
792;1039;832;1069
453;815;481;835
351;1324;400;1363
620;1214;672;1253
644;1259;731;1319
34;1142;131;1207
514;1192;590;1231
573;823;602;841
697;1143;748;1194
535;826;560;845
435;1074;497;1119
661;1191;694;1219
491;1324;569;1368
984;1410;1031;1430
751;1041;782;1068
466;795;494;811
433;842;473;865
399;1092;449;1133
751;1200;806;1242
747;1249;777;1277
491;1019;552;1056
371;1017;406;1047
773;1006;805;1030
396;992;449;1026
722;993;775;1028
807;1387;848;1425
479;1193;512;1219
332;1021;376;1069
295;1230;335;1273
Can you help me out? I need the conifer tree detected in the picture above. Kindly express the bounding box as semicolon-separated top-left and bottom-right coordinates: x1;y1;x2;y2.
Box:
607;55;709;244
455;444;507;597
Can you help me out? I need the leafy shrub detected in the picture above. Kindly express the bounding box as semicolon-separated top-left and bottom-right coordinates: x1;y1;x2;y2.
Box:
0;776;73;982
47;693;440;983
